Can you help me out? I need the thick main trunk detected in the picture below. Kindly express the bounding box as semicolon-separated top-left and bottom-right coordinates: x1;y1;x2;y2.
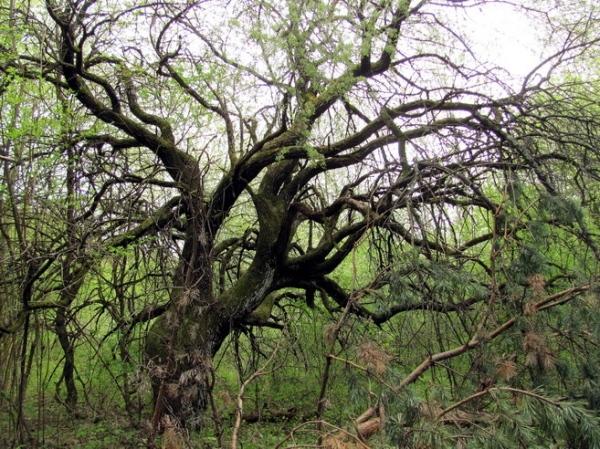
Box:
145;180;284;433
145;210;232;432
145;256;278;433
145;299;229;431
145;234;225;431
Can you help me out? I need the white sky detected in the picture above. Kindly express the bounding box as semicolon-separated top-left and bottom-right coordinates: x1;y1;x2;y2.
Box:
456;3;543;82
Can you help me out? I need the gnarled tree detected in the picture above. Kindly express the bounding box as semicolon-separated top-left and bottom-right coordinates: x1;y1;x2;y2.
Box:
2;0;600;442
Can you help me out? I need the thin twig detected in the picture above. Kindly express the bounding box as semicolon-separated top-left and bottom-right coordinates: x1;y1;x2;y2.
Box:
231;333;286;449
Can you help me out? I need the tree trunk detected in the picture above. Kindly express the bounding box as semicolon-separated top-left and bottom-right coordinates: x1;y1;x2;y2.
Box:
145;259;279;432
54;308;78;412
145;303;227;431
145;180;284;432
145;205;229;431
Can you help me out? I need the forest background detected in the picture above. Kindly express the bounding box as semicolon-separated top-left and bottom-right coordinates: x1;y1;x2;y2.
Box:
3;0;600;448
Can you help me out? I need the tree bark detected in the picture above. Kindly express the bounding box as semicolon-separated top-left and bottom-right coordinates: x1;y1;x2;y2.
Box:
54;308;77;412
145;167;287;431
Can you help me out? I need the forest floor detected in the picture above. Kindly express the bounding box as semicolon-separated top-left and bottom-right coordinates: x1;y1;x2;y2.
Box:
0;399;336;449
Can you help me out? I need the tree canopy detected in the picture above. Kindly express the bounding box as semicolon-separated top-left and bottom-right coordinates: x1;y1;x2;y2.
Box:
2;0;600;447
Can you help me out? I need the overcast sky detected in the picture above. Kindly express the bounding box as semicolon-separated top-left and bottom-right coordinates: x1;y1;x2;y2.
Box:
447;2;547;90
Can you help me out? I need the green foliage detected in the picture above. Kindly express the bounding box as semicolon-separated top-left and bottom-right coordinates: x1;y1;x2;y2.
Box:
507;244;547;283
539;193;584;226
521;395;600;449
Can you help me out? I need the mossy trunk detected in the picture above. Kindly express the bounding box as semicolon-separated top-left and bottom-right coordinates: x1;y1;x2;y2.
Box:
145;168;286;433
144;211;225;431
146;271;280;432
146;309;220;431
145;262;277;432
